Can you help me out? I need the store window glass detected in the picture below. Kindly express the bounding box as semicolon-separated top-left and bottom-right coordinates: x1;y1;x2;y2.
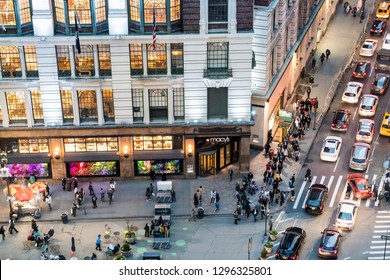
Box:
61;90;74;122
144;0;166;23
98;44;111;76
74;45;94;77
24;46;38;78
6;91;27;121
129;0;140;22
133;136;173;151
208;0;228;22
68;0;92;25
129;43;143;75
0;46;22;78
64;137;118;152
77;90;98;121
19;0;32;24
147;43;167;75
19;139;49;154
30;90;44;120
102;89;114;122
173;88;184;121
0;0;16;26
132;88;144;123
56;45;71;77
171;43;183;75
170;0;181;21
53;0;65;23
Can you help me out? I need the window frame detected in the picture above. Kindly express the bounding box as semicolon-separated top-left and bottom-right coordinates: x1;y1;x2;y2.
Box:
132;88;144;123
24;46;39;78
56;45;71;77
147;43;167;75
61;89;74;122
173;88;184;121
77;90;98;122
102;89;114;122
97;44;111;76
30;90;44;121
171;43;183;75
5;91;27;122
208;0;228;22
0;46;22;78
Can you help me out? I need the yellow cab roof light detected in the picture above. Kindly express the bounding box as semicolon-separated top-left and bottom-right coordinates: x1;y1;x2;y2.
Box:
382;2;387;8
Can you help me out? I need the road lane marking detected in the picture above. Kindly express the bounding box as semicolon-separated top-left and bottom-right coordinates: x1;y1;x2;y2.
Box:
329;175;343;207
352;107;358;120
293;180;307;209
374;176;385;207
302;176;317;209
327;176;334;190
333;157;340;172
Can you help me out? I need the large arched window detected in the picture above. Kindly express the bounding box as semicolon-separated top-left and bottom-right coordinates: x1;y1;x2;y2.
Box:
129;0;182;34
0;0;33;36
6;91;27;122
53;0;108;35
0;46;22;78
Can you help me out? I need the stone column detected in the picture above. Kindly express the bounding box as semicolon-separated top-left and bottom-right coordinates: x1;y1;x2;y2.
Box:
185;138;196;179
108;0;129;35
31;0;54;37
49;138;66;180
239;136;250;172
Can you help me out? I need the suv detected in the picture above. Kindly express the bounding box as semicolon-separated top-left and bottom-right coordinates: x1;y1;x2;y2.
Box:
275;227;306;260
305;184;328;214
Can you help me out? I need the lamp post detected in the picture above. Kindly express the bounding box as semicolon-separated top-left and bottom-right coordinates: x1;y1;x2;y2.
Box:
264;212;269;237
1;141;19;218
381;235;390;260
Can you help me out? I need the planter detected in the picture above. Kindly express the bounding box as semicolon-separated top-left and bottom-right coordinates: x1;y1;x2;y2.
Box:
264;241;273;253
120;244;132;257
269;234;277;241
114;255;126;260
259;249;269;260
125;232;136;244
265;246;272;253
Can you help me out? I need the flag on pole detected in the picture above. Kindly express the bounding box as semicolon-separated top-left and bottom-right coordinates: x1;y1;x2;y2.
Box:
74;11;81;54
152;6;157;50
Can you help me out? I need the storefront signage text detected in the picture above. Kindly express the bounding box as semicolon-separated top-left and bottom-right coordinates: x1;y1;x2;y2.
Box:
208;137;230;143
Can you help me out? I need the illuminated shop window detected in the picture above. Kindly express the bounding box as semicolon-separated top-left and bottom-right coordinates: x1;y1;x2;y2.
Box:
102;89;114;122
132;88;144;123
0;46;22;78
98;44;111;76
77;90;97;121
24;46;38;78
171;43;183;75
61;90;74;122
68;0;92;25
64;137;118;152
74;45;94;77
0;0;16;26
133;136;173;151
173;88;184;120
129;0;140;21
0;0;33;35
170;0;181;21
5;91;27;121
56;45;71;77
19;0;32;24
30;90;44;120
19;139;49;154
147;43;167;75
129;43;143;76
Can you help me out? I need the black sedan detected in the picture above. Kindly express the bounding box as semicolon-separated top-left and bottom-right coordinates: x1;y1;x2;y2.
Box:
353;61;371;79
371;73;390;94
370;19;387;36
318;227;343;259
331;109;351;131
275;227;306;260
305;184;328;214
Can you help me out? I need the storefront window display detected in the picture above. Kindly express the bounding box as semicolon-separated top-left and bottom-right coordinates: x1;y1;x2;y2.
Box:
19;139;49;153
133;136;173;151
6;163;49;178
64;137;118;152
135;159;182;176
67;161;119;177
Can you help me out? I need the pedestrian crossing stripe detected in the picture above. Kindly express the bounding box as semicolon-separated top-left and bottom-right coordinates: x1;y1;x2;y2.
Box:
292;174;387;209
368;211;390;260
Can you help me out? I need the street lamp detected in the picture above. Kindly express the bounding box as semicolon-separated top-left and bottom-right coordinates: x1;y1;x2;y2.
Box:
264;212;269;237
381;235;390;260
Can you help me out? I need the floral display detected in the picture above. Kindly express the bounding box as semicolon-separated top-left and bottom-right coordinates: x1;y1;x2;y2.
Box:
68;161;118;177
135;159;182;175
5;163;49;178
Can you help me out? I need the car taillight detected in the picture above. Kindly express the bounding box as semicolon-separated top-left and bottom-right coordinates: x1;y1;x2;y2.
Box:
333;249;337;255
353;71;356;75
291;254;297;260
318;247;323;253
342;124;347;128
331;123;335;127
275;252;279;257
364;72;367;76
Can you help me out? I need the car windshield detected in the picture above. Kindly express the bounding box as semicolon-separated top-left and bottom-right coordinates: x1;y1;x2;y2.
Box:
362;43;373;50
323;233;337;249
324;141;336;153
338;211;352;221
361;97;376;109
353;146;368;162
358;123;372;135
375;76;387;87
386;38;390;44
357;182;369;190
344;92;356;97
379;9;388;13
335;112;346;121
280;234;300;251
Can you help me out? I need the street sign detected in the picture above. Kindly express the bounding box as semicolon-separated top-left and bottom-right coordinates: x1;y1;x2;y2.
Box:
279;110;293;122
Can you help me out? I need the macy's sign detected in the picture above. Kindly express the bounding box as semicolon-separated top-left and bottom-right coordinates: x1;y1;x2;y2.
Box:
208;137;230;143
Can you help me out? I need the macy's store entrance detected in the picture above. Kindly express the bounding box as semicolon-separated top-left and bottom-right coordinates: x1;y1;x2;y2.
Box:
195;137;239;176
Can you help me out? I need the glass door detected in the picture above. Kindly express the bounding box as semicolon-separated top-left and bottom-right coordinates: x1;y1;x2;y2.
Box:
198;151;217;176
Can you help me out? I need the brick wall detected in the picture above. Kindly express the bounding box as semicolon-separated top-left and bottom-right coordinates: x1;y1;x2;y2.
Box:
182;0;200;33
237;0;254;32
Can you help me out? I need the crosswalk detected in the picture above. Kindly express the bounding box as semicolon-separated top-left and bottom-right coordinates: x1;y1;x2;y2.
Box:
292;174;387;209
367;211;390;260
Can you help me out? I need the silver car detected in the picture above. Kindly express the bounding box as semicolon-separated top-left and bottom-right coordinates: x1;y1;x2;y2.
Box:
356;119;375;143
358;94;379;117
349;142;371;171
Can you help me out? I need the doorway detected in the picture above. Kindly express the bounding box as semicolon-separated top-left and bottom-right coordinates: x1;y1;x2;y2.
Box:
198;150;217;176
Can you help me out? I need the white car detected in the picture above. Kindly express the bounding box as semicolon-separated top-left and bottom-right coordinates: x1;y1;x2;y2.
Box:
320;136;342;162
342;82;363;103
358;94;379;117
356;119;375;143
335;200;358;231
383;33;390;50
359;39;378;57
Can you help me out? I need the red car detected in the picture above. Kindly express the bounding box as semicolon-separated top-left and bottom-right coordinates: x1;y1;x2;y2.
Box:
347;173;373;199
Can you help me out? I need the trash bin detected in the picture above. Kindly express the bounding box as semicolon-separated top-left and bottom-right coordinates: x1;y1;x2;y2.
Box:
197;207;204;219
61;212;68;224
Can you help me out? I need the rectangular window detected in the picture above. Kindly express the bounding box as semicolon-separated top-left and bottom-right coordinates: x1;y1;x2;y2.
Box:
19;0;31;24
30;90;44;120
61;90;74;121
207;87;227;120
173;88;184;120
98;44;111;76
171;43;183;75
133;136;173;151
129;0;140;21
132;89;144;123
74;45;95;77
102;89;114;121
19;139;49;154
24;46;38;78
207;42;228;69
0;46;22;78
208;0;228;22
95;0;107;23
147;43;167;75
129;44;143;75
149;89;168;122
170;0;181;21
56;45;71;77
53;0;65;23
6;91;27;121
64;137;118;152
0;0;16;25
68;0;91;25
78;90;98;121
144;1;166;23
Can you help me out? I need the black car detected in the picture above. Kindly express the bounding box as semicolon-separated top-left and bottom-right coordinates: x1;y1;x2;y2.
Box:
318;227;343;259
371;73;390;94
305;184;328;214
370;19;387;35
331;109;351;131
275;227;306;260
353;61;371;79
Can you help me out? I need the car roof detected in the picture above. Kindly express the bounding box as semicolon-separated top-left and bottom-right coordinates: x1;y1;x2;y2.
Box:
353;142;371;148
359;118;375;124
362;94;379;100
310;184;328;191
347;81;363;87
284;227;306;235
347;173;366;180
325;135;343;143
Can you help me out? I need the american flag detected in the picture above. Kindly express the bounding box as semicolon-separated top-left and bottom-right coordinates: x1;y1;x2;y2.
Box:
74;11;81;54
152;7;157;50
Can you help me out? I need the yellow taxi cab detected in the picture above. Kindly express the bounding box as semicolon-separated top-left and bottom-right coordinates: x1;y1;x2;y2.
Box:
376;2;390;19
379;112;390;136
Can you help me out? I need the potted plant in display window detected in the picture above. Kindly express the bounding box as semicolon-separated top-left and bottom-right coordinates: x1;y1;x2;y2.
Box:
264;241;274;253
114;255;126;260
125;231;136;244
120;243;132;257
259;248;269;260
268;229;278;241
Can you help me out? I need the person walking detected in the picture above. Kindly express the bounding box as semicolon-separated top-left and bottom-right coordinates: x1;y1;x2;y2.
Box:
88;182;95;196
260;204;266;220
325;49;331;60
228;169;233;182
290;184;295;201
252;208;258;222
188;208;197;222
62;178;67;191
214;192;220;212
91;194;98;208
95;234;102;251
46;195;52;211
170;188;176;202
210;190;216;204
193;192;199;209
8;218;18;234
71;203;77;217
0;225;5;240
304;168;312;182
320;53;325;65
45;182;50;197
145;186;152;201
268;216;274;231
107;189;113;205
300;66;306;79
31;219;39;233
100;188;105;202
280;191;285;206
306;86;311;99
233;209;239;225
311;57;316;70
144;223;150;237
197;186;204;204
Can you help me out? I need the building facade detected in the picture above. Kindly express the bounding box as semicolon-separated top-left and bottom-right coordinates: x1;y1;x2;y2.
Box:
0;0;254;180
250;0;337;147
